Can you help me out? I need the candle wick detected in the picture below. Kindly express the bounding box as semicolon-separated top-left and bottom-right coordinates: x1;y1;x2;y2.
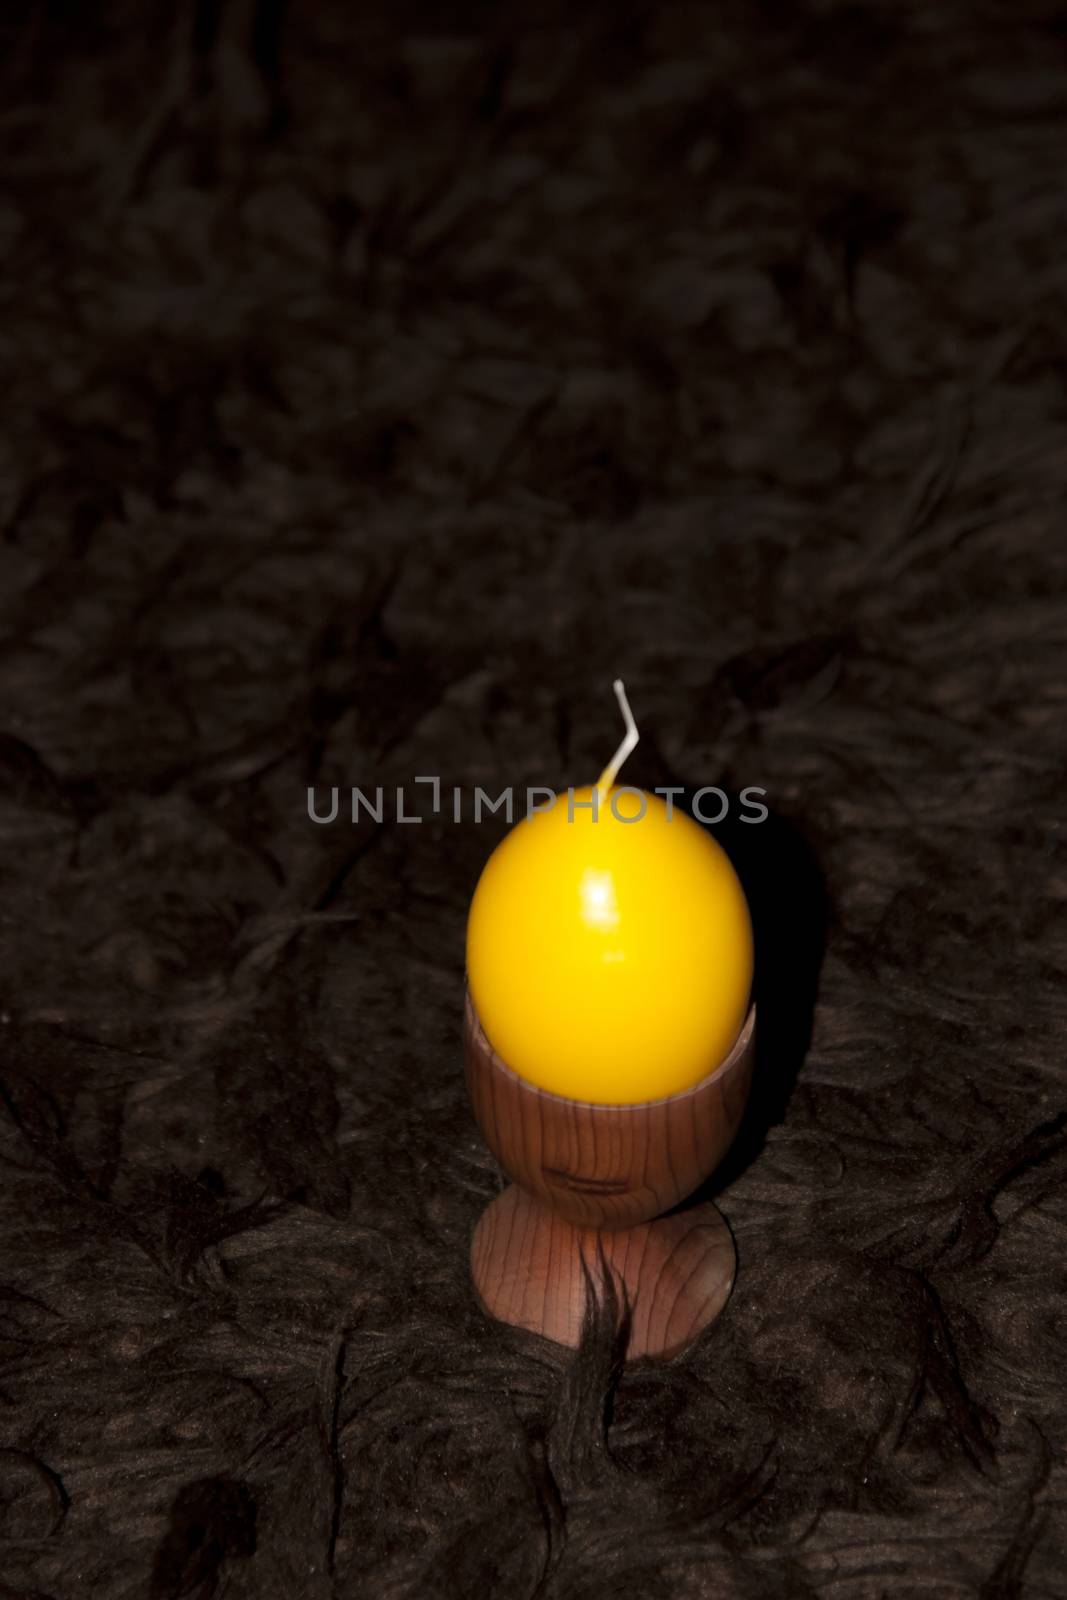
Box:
596;679;639;804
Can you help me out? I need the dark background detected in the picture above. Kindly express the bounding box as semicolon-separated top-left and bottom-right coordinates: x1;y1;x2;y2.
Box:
1;1;1065;1595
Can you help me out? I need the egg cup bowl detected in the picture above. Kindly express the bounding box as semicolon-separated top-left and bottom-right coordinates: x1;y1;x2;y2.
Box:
464;986;756;1361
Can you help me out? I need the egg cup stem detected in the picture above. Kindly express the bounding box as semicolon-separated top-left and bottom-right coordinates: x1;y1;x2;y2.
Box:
471;1185;736;1360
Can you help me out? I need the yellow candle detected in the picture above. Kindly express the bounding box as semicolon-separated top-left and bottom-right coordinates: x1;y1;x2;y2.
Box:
466;685;753;1104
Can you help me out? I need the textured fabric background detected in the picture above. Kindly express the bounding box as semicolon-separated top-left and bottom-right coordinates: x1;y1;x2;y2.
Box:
1;2;1065;1595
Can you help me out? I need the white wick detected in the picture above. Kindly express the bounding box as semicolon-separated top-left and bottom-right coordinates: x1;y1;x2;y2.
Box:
595;679;639;803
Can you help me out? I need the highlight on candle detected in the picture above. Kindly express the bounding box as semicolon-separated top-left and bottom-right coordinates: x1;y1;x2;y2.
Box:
465;682;754;1104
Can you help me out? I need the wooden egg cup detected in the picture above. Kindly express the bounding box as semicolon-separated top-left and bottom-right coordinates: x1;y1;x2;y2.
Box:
464;988;756;1361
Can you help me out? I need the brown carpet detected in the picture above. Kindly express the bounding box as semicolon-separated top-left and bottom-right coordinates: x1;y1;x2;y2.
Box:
1;1;1065;1594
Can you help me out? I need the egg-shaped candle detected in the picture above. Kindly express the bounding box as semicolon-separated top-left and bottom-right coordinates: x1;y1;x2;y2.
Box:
466;684;753;1105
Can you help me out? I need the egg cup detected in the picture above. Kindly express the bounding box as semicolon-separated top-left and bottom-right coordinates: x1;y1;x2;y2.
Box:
464;987;756;1361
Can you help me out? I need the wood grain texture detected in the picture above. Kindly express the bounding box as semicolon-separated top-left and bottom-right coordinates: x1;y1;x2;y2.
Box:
465;989;755;1359
471;1186;736;1360
464;988;756;1227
